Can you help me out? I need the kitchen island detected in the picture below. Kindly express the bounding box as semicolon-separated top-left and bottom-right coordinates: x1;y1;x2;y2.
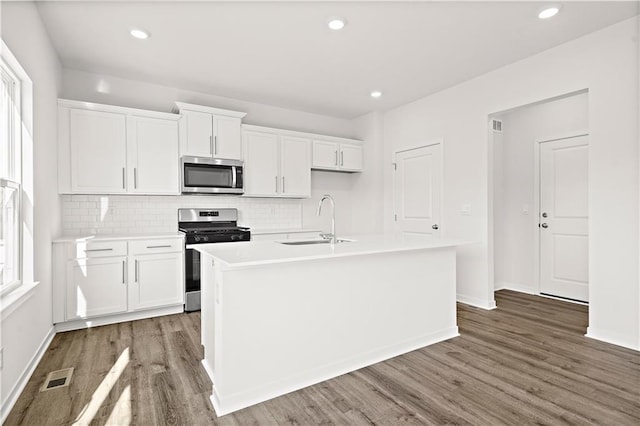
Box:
194;234;465;416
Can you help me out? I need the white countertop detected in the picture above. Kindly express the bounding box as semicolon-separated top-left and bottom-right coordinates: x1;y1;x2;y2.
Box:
193;234;467;268
53;232;184;243
250;228;321;235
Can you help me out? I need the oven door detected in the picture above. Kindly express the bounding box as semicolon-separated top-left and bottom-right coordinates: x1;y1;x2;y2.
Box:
184;247;201;311
181;156;244;194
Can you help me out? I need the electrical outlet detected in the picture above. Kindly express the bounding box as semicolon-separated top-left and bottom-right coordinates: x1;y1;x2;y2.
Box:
461;204;472;216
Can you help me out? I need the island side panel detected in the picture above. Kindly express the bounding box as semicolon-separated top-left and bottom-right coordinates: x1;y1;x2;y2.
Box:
210;246;458;415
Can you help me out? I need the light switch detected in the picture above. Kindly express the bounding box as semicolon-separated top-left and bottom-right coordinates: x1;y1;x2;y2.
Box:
461;204;472;216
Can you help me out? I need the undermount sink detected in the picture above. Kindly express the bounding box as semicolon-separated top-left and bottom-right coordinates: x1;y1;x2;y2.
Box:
279;238;354;246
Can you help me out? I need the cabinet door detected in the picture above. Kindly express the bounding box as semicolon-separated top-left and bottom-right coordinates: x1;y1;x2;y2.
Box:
128;116;180;194
312;140;339;170
243;131;280;196
130;253;184;311
280;136;311;197
182;110;213;157
70;109;127;193
340;144;363;171
66;257;128;320
213;115;242;160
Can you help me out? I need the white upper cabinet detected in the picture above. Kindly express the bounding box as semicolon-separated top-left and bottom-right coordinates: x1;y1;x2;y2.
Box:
280;136;311;197
174;102;246;160
243;127;311;198
243;130;280;197
338;143;363;171
127;116;180;194
59;99;181;195
312;140;363;172
182;109;213;157
69;108;127;193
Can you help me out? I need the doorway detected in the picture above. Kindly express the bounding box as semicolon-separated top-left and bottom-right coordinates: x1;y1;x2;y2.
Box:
491;91;589;303
393;143;442;236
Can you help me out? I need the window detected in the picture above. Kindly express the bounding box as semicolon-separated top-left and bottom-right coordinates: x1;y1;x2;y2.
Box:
1;52;22;294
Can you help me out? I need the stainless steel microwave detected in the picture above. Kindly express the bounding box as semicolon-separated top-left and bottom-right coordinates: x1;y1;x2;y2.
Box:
181;156;244;194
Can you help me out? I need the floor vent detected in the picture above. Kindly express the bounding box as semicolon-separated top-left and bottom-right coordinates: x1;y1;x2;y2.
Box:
40;367;74;392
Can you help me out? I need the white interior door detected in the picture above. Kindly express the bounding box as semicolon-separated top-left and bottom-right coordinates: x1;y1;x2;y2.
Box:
393;144;442;236
539;135;589;302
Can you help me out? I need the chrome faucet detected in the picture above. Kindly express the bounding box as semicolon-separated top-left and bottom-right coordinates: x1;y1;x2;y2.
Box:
317;194;336;244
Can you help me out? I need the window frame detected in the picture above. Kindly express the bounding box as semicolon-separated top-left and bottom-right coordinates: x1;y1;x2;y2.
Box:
0;44;23;297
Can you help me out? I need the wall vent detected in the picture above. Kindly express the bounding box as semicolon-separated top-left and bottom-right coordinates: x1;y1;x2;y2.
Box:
40;367;74;392
492;119;503;133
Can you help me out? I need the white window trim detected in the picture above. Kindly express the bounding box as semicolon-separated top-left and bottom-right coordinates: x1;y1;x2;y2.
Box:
0;38;37;316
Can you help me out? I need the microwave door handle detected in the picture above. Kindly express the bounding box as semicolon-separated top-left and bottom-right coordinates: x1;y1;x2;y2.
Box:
232;166;237;188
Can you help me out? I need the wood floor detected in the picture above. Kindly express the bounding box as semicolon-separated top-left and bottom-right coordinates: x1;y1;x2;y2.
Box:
5;290;640;425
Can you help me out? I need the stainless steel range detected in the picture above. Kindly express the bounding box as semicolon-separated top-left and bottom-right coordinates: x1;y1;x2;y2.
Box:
178;208;251;312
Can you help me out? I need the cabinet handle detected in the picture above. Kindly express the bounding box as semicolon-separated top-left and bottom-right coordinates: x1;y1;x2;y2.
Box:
122;168;125;189
134;168;137;189
146;245;172;249
214;135;217;156
341;151;344;167
210;135;213;156
122;260;126;284
275;176;278;192
282;176;285;193
85;248;113;252
334;150;338;166
135;259;139;282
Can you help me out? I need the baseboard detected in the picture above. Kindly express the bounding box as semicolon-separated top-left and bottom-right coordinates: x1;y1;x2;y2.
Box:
55;305;183;332
457;293;496;310
1;326;56;423
494;282;537;294
586;327;640;351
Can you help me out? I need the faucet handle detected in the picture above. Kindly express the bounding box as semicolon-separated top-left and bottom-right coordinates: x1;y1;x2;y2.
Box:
320;233;334;240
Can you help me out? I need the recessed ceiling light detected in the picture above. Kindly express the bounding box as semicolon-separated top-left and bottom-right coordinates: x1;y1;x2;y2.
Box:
370;91;382;99
327;17;347;31
130;28;150;39
538;6;560;19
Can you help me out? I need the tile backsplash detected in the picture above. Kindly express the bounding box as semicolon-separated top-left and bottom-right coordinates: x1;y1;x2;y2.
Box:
61;195;302;235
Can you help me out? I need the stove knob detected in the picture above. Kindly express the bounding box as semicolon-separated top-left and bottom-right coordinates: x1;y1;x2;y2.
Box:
194;236;201;243
231;235;238;241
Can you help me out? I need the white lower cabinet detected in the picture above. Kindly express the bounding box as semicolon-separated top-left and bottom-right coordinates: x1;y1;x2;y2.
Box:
66;257;128;320
130;252;183;311
54;236;184;327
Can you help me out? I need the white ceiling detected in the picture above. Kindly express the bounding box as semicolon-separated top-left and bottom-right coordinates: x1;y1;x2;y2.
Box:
36;1;639;118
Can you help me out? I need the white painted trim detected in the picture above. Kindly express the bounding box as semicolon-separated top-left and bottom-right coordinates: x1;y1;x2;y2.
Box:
0;326;55;423
457;293;497;310
494;281;537;295
0;281;39;321
174;101;247;118
208;326;459;416
533;132;589;297
586;327;640;352
57;98;180;121
394;138;443;155
55;305;183;332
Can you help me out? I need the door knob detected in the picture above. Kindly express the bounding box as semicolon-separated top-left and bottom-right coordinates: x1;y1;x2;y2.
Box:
432;224;439;230
541;223;548;228
542;212;548;218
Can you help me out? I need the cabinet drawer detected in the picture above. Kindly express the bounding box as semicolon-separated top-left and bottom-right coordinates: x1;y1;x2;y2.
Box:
76;240;127;258
129;238;183;255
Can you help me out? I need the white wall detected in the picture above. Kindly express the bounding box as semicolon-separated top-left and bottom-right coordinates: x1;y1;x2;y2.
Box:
493;92;589;293
383;17;639;350
0;1;62;418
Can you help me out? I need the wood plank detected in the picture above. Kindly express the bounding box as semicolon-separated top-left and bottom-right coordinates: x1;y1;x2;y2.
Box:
5;290;639;425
